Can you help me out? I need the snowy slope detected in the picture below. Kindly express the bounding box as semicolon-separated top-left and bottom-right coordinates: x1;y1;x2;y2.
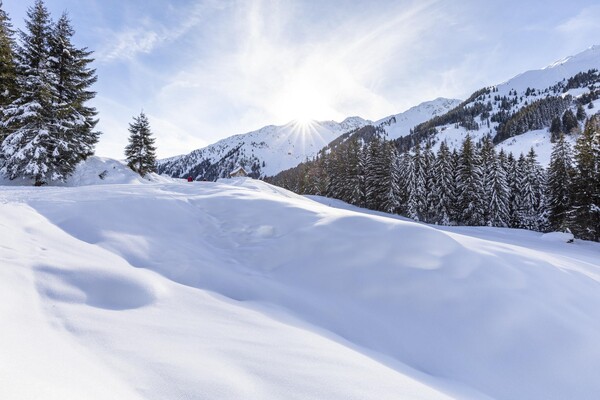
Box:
157;99;460;180
376;97;462;139
2;161;600;399
498;44;600;95
404;45;600;165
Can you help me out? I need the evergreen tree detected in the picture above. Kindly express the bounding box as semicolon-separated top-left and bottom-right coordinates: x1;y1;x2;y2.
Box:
479;136;496;224
546;133;574;231
487;149;510;227
381;143;400;214
395;151;411;215
48;12;99;169
0;0;18;147
456;135;484;225
345;138;365;206
365;137;388;210
0;0;55;185
576;104;586;121
562;109;579;135
405;142;426;221
431;141;455;225
517;149;545;230
570;115;600;241
549;116;562;143
125;112;157;176
1;2;99;184
422;141;436;222
503;152;518;227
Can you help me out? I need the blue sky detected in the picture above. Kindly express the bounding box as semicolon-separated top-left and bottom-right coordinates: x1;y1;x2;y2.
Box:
3;0;600;158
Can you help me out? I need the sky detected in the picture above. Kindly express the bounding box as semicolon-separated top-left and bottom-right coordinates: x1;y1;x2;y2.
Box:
3;0;600;159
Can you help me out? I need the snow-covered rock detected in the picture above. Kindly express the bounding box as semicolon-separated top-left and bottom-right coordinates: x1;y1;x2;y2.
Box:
541;231;575;243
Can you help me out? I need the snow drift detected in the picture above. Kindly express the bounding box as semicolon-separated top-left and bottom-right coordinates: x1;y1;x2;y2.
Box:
1;162;600;399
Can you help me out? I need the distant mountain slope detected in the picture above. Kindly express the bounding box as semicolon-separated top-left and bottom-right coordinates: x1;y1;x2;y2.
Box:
157;99;460;180
376;97;462;139
157;117;370;180
396;45;600;165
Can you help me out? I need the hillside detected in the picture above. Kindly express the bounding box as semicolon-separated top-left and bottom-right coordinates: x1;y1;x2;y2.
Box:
2;162;600;399
397;45;600;165
156;99;460;180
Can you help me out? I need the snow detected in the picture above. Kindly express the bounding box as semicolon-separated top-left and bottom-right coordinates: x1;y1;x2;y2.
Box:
498;44;600;96
2;159;600;399
541;231;575;243
376;98;462;140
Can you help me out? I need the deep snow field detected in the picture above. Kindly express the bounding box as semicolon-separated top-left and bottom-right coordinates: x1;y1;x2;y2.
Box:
1;157;600;400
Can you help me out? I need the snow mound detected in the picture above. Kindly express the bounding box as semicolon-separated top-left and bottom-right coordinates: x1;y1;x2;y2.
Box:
541;231;575;243
0;156;176;187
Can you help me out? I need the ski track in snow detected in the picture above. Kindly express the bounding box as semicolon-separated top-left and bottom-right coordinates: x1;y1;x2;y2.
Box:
1;158;600;400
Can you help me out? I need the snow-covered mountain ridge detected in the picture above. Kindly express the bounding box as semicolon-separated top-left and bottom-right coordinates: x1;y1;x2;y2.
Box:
2;164;600;399
157;98;460;180
398;45;600;164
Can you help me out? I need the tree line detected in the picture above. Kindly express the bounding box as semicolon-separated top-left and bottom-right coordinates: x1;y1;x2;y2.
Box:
269;114;600;242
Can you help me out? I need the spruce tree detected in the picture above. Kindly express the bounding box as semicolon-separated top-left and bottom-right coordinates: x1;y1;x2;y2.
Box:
1;2;99;184
48;12;99;169
405;142;426;221
546;133;574;231
456;135;484;225
576;104;586;122
479;136;496;224
505;153;521;228
513;150;545;230
125;112;157;176
562;109;578;135
422;141;436;222
549;116;562;143
487;149;510;227
0;0;18;148
0;0;55;185
381;143;400;214
345;138;364;207
432;141;455;225
570;115;600;240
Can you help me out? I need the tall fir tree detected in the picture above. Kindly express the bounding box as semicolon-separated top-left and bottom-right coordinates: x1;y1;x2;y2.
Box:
505;152;521;228
569;115;600;240
456;135;484;225
0;0;55;185
432;141;455;225
48;12;99;170
1;2;99;185
405;142;426;221
125;112;157;176
516;149;545;230
562;109;579;135
546;133;574;231
479;135;496;224
487;149;510;227
422;141;436;222
0;0;18;148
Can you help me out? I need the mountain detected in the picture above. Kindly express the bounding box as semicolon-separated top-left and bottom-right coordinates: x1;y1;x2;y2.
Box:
397;45;600;164
157;117;370;180
157;99;460;180
2;168;600;399
376;97;462;139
